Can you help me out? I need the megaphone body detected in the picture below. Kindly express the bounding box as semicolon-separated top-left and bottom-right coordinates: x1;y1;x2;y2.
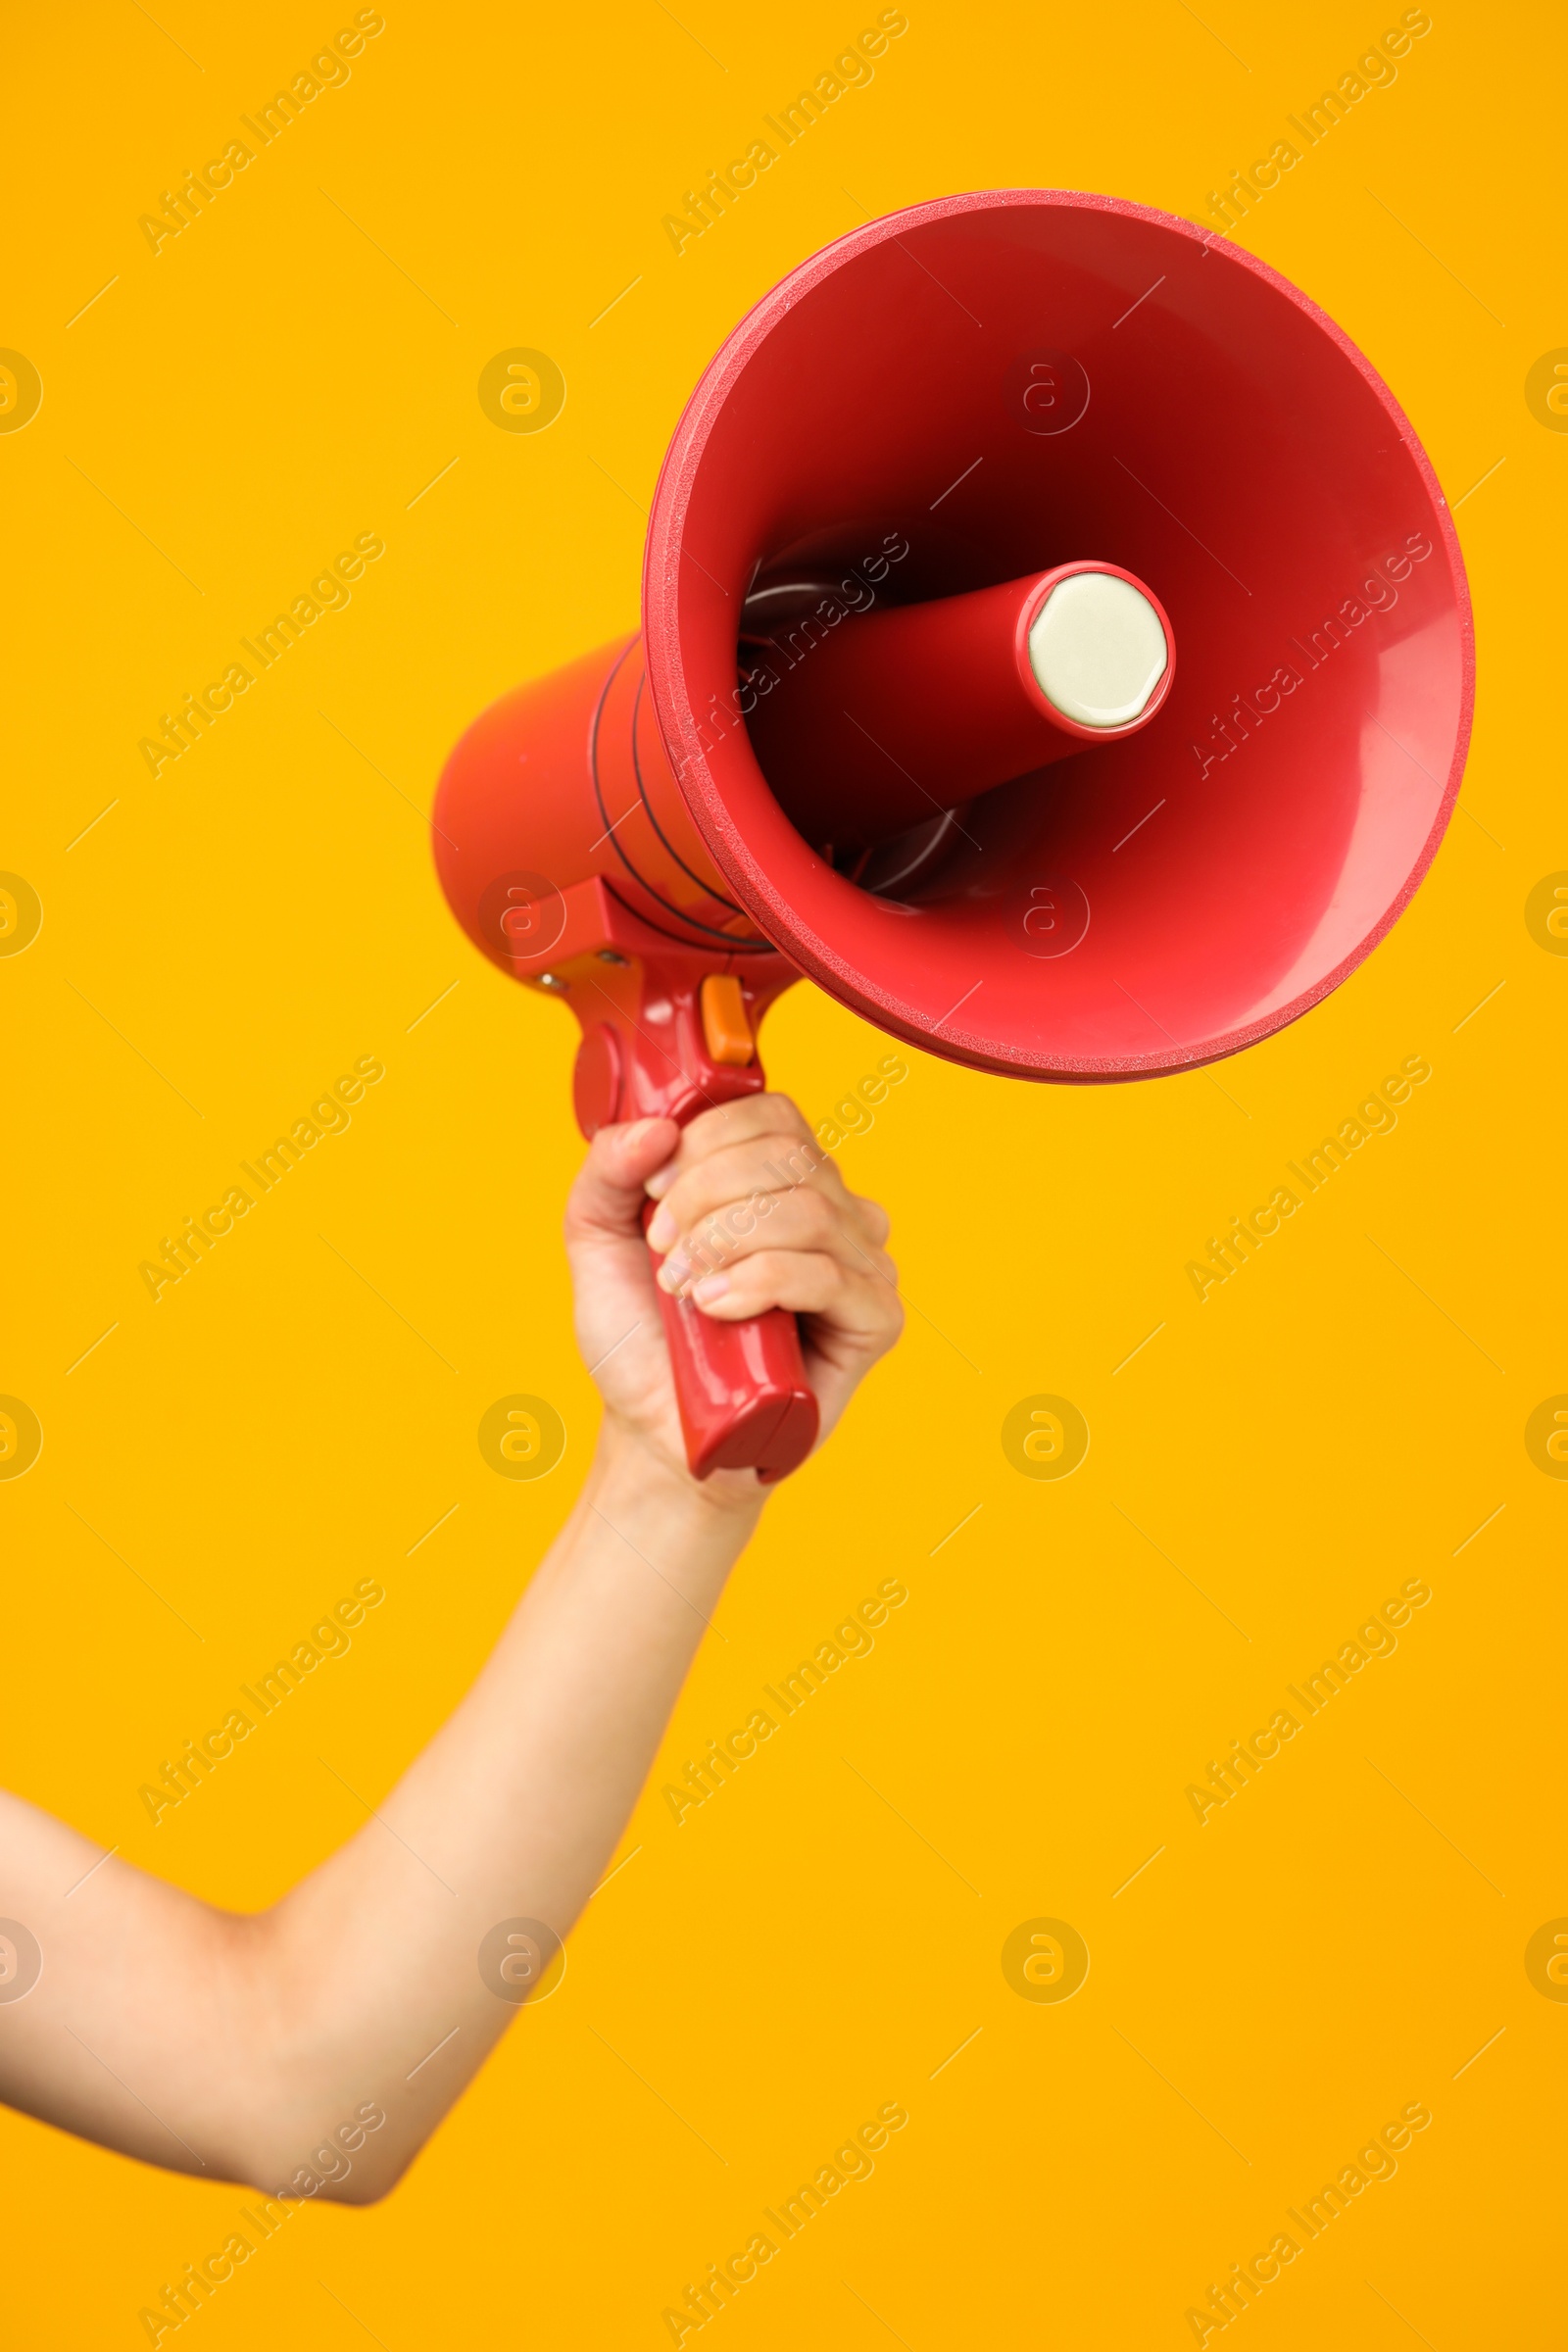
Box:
433;189;1473;1481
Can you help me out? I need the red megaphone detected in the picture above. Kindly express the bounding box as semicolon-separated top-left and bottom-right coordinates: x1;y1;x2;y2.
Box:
432;189;1473;1483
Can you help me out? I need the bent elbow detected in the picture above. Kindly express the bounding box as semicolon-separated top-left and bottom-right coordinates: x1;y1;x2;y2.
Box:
315;2171;393;2209
313;2145;418;2207
250;2132;422;2208
233;2156;404;2212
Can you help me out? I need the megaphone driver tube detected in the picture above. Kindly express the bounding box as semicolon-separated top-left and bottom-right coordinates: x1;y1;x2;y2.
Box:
745;561;1175;852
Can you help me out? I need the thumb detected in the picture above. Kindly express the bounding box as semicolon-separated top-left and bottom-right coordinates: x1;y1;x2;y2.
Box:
565;1116;679;1244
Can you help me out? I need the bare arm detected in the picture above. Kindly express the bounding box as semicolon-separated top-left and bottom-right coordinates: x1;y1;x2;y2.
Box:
0;1097;899;2203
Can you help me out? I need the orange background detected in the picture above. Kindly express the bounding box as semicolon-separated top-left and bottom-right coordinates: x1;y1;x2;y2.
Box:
2;0;1563;2342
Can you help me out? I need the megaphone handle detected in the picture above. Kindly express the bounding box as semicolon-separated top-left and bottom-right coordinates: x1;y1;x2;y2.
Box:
551;900;819;1485
642;1199;818;1484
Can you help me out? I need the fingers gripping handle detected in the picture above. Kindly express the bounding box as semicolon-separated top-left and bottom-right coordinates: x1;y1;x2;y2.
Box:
565;932;817;1484
642;1201;818;1482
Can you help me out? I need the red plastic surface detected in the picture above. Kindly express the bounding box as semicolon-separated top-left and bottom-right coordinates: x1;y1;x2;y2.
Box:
644;1200;818;1481
432;662;817;1484
748;561;1175;850
432;634;757;963
643;188;1474;1081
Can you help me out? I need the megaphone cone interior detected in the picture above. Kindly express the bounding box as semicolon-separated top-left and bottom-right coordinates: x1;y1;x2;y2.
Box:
643;187;1474;1080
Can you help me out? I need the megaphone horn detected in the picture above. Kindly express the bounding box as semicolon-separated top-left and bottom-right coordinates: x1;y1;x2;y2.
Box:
433;188;1473;1482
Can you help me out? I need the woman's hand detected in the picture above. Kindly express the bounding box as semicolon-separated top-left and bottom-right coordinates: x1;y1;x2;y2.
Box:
564;1094;903;1497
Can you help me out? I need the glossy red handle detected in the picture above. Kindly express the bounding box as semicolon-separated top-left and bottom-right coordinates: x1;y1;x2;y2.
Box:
552;897;818;1486
643;1201;817;1481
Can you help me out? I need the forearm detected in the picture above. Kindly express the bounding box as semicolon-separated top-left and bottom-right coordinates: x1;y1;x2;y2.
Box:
0;1431;758;2202
244;1429;760;2197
